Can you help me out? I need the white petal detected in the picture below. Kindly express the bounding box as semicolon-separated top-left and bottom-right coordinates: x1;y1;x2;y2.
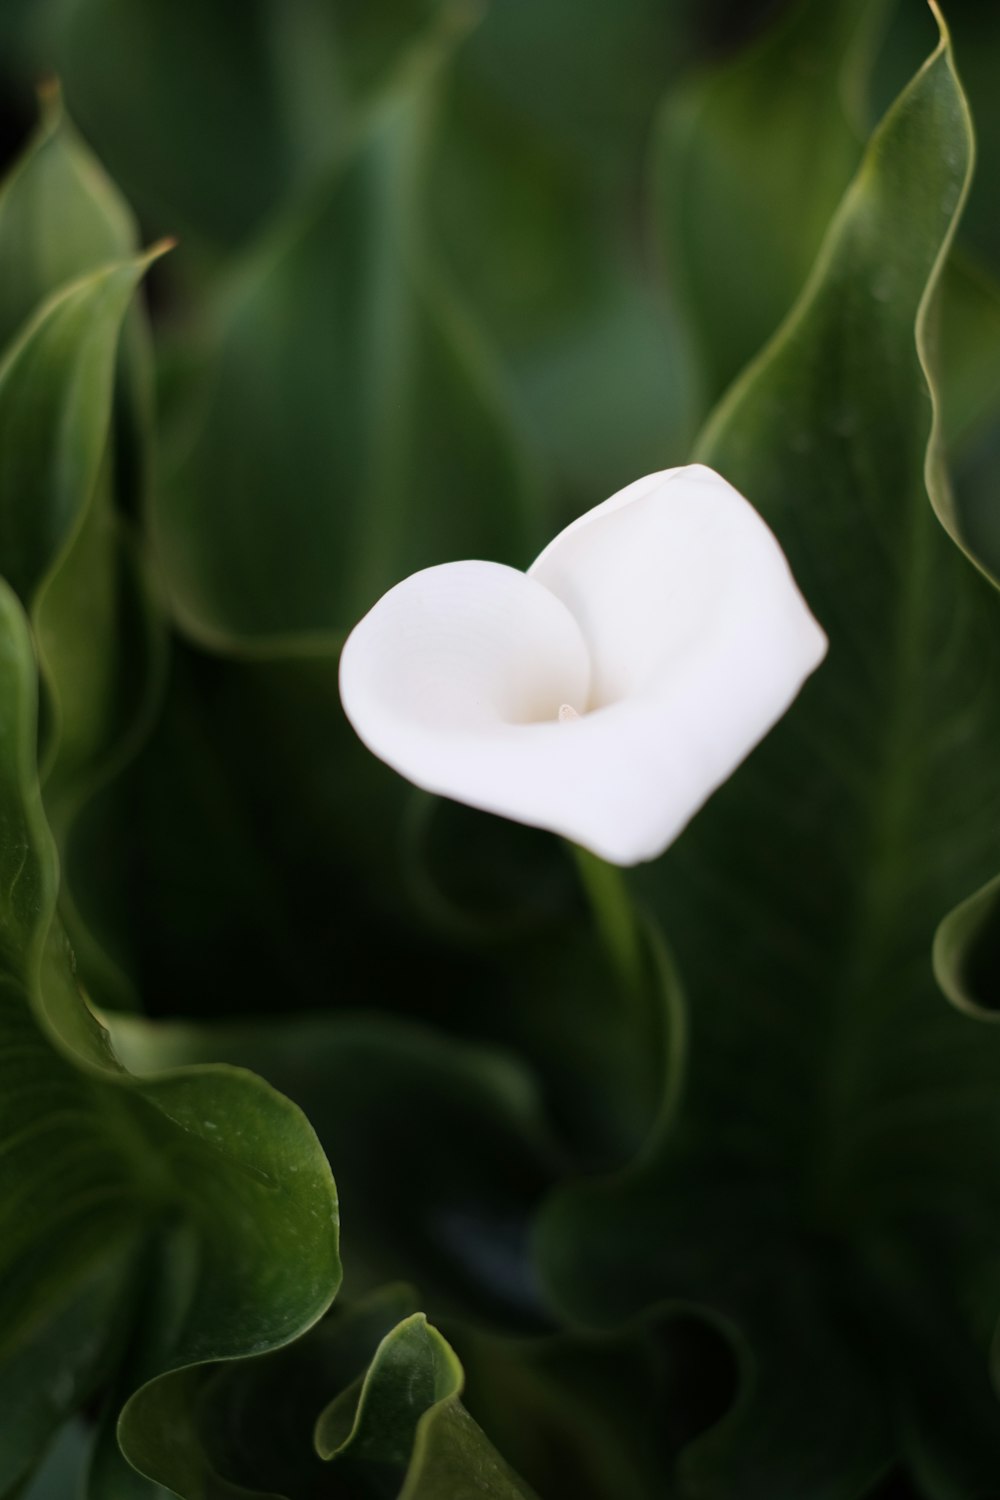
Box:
525;464;828;859
339;558;591;797
339;468;827;867
530;467;683;565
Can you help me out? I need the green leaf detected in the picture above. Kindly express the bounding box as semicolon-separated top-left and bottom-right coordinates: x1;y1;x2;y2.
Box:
0;580;341;1496
874;0;1000;278
0;98;166;1010
112;1291;539;1499
933;869;1000;1020
190;1285;423;1498
81;632;679;1185
0;82;137;352
0;255;149;605
427;0;699;515
316;1314;538;1499
938;252;1000;588
653;0;891;406
938;253;1000;454
538;10;1000;1496
151;13;535;647
316;1313;462;1463
451;1311;737;1500
19;1420;93;1500
70;639;473;1043
27;0;467;255
0;250;166;1011
30;0;339;250
0;584;140;1496
111;1011;560;1331
0;83;152;527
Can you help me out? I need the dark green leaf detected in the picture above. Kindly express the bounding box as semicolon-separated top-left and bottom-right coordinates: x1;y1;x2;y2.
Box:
653;0;891;405
938;253;1000;455
111;1012;560;1331
29;0;340;249
428;0;699;516
0;255;148;604
0;83;151;526
193;1285;423;1498
0;245;165;1013
539;12;1000;1496
152;17;534;646
88;629;674;1183
0;580;341;1495
939;251;1000;596
0;82;136;352
117;1292;540;1500
451;1311;737;1500
316;1314;538;1500
0;95;167;1014
933;870;1000;1020
316;1314;462;1464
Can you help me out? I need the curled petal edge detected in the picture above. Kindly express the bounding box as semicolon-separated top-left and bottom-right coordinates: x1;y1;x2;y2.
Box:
339;466;827;866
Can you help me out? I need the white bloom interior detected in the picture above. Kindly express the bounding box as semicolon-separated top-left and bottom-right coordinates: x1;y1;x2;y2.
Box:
339;465;827;865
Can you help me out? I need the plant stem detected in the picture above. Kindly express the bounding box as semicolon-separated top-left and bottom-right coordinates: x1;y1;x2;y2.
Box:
571;844;643;993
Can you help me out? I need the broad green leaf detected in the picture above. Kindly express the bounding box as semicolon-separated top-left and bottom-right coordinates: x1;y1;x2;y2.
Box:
111;1011;560;1330
654;0;891;406
0;247;165;1012
330;0;476;107
113;1292;538;1499
34;501;164;836
873;52;1000;1020
946;0;1000;279
111;1288;731;1500
70;642;450;1029
872;0;1000;276
427;0;699;516
0;82;136;351
0;85;152;526
190;1285;423;1497
439;0;692;170
23;0;467;255
933;869;1000;1020
0;256;148;605
316;1314;538;1499
380;807;680;1166
538;11;1000;1496
26;0;340;250
89;633;672;1178
0;97;167;1011
0;581;340;1496
20;1420;92;1500
937;250;1000;593
316;1313;463;1463
151;14;534;647
938;253;1000;455
0;585;141;1496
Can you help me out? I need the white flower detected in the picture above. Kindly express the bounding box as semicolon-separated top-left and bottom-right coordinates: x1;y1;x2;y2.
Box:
339;465;827;866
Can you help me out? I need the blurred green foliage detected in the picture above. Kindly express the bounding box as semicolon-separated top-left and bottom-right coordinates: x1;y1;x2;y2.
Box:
2;1;1000;1497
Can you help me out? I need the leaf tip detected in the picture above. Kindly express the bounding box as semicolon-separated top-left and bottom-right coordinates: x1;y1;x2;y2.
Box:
927;0;951;50
35;74;62;124
142;235;178;267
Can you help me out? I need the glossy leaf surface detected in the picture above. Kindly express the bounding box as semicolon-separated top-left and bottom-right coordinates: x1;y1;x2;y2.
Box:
0;582;341;1494
540;12;1000;1495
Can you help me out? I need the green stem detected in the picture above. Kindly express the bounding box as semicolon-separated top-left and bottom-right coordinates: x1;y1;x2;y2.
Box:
571;844;643;994
571;843;689;1139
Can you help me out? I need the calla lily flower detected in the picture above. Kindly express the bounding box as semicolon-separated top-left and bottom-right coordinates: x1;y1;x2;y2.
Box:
339;465;827;866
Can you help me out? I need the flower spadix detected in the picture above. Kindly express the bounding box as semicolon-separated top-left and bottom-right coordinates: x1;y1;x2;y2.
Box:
339;465;827;865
